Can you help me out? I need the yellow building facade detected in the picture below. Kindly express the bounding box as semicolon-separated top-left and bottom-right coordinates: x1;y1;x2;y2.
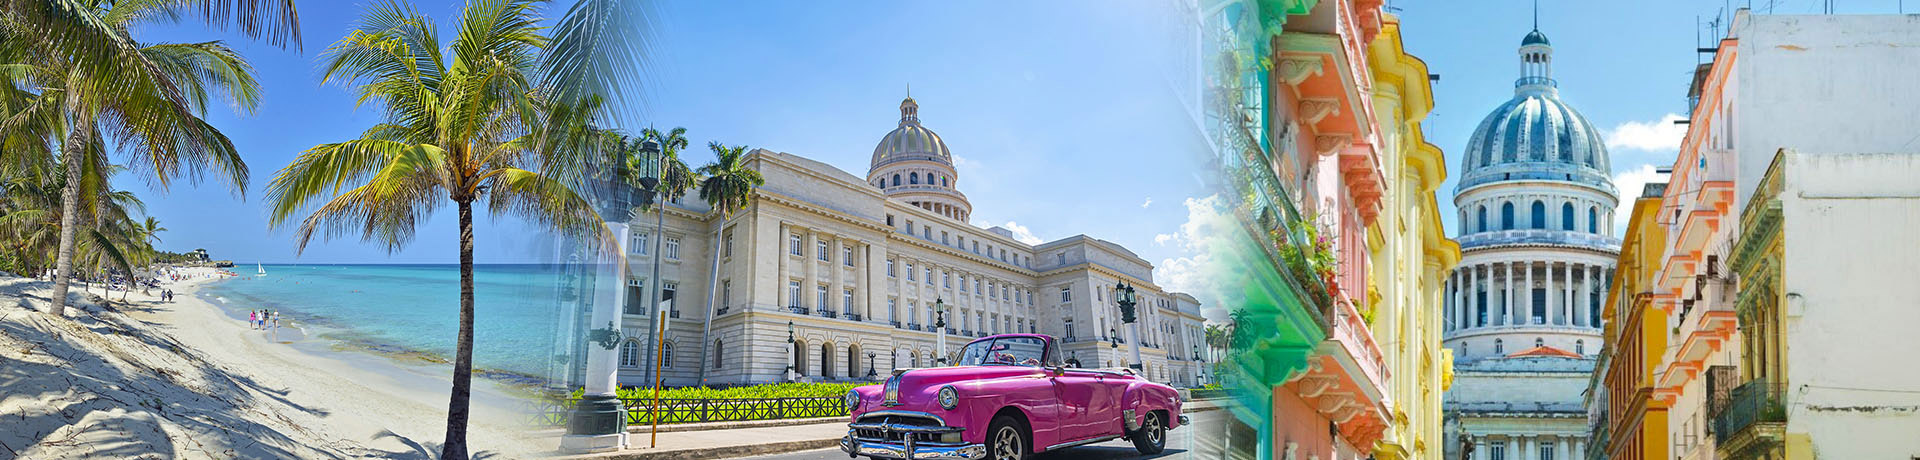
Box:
1366;15;1461;460
1599;183;1670;460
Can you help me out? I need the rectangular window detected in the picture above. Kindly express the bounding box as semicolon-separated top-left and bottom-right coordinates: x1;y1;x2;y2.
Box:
999;249;1006;260
1060;287;1071;303
788;281;801;307
886;214;894;226
925;268;933;285
817;240;829;261
665;237;680;260
844;246;854;266
887;259;897;277
941;231;949;245
907;263;915;281
1003;286;1010;299
817;285;828;309
723;230;734;258
1538;442;1553;460
988;282;996;298
971;241;979;253
923;228;931;239
631;233;649;255
721;281;731;307
1056;253;1066;265
975;281;982;295
626;278;644;315
1490;443;1506;460
661;281;678;312
843;289;854;312
788;234;801;256
943;272;951;288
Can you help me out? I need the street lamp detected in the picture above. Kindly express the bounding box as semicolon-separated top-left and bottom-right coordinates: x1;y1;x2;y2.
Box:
1109;328;1119;350
786;321;795;382
867;352;878;379
934;298;949;365
1114;280;1143;371
637;138;666;387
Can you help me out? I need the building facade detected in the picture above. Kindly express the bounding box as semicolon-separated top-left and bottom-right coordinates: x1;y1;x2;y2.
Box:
1598;183;1670;460
1368;14;1461;460
610;98;1208;389
1440;26;1617;460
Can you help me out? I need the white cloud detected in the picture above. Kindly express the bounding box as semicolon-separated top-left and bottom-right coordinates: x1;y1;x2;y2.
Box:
1611;164;1670;233
1605;113;1688;152
1154;195;1232;312
1140;197;1153;209
996;221;1045;245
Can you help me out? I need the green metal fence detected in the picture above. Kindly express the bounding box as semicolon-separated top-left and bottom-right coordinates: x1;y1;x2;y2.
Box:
532;396;848;427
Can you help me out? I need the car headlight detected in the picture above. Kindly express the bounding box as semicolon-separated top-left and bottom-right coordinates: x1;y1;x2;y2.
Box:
845;389;861;412
937;385;959;410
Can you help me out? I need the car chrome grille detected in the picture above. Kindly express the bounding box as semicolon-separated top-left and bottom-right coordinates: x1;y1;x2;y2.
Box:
881;375;901;406
853;414;946;445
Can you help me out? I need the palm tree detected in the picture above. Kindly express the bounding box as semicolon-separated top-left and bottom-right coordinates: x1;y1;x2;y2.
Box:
694;142;763;384
0;0;297;317
265;2;615;458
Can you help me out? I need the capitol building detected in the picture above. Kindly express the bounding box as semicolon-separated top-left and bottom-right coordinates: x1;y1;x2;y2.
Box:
1441;28;1619;460
608;96;1210;388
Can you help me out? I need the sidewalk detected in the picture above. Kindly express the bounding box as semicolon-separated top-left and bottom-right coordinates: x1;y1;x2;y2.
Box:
546;398;1227;460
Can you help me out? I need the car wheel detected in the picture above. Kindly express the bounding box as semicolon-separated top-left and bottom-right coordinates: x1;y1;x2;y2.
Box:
986;415;1028;460
1130;411;1166;455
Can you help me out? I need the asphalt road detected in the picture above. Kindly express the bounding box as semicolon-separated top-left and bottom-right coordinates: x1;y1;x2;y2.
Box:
734;408;1248;460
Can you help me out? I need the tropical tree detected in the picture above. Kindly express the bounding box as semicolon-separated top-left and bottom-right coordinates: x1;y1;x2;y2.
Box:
264;1;632;458
0;0;298;317
694;142;763;384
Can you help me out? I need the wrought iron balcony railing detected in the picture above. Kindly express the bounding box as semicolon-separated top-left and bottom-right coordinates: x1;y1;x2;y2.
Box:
788;306;810;315
846;313;863;321
817;310;838;319
1711;380;1786;446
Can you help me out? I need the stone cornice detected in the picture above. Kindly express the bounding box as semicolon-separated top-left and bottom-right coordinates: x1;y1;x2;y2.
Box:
754;189;892;233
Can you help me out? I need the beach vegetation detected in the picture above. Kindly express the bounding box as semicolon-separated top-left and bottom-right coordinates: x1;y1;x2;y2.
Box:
263;0;651;458
0;0;300;317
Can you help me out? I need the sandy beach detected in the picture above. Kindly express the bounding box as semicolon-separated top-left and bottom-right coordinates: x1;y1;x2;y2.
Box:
0;267;546;459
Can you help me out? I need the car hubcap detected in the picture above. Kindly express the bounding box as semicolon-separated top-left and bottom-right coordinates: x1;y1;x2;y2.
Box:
1146;415;1163;445
994;426;1021;459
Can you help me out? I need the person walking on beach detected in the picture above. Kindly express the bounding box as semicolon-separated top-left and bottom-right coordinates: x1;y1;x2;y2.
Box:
248;310;258;329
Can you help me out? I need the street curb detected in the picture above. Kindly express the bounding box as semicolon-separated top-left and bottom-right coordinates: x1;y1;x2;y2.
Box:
549;437;841;460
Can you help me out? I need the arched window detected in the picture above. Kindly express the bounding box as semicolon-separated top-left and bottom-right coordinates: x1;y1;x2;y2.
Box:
713;340;724;369
848;346;860;377
620;340;640;368
821;344;835;378
1588;206;1598;233
1477;205;1488;232
910;351;919;367
891;174;900;186
941;176;948;187
1561;202;1575;230
1530;201;1546;229
793;340;806;376
1501;203;1516;230
662;342;674;368
1494;339;1504;355
1575;340;1585;355
910;172;920;184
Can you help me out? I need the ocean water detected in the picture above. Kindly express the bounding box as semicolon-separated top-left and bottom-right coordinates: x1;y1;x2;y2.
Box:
199;264;571;380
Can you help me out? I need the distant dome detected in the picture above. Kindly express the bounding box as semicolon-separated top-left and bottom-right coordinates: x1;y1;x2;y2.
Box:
1522;29;1550;46
1457;93;1613;191
870;97;952;169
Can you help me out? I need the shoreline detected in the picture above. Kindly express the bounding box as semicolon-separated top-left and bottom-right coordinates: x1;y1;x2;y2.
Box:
0;267;548;458
193;278;557;390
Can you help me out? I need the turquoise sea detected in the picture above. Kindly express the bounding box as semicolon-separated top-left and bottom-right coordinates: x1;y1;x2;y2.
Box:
199;264;572;382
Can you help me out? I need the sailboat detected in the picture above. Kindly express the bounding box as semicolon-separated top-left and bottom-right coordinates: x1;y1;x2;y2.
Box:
256;264;267;277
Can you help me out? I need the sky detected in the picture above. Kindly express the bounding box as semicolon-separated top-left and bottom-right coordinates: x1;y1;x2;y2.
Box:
121;1;1212;271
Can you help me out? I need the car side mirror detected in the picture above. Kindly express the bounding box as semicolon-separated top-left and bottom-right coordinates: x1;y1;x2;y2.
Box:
1045;365;1066;377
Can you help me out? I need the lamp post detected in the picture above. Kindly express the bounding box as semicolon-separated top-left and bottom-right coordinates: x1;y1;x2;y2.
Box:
561;140;651;453
634;138;665;386
867;352;878;379
934;298;949;365
786;321;796;383
1192;345;1203;386
1115;281;1143;372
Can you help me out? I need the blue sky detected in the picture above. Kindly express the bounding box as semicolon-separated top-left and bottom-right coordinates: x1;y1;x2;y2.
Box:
121;1;1210;269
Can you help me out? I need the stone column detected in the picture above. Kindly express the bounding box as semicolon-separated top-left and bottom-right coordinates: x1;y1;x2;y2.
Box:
805;231;819;311
1557;436;1569;460
1524;261;1535;324
1470;264;1480;327
1577;263;1590;327
829;235;844;316
776;223;789;310
1504;262;1515;325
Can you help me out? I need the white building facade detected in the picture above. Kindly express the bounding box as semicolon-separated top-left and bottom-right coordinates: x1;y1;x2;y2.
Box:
1441;28;1617;460
611;98;1209;389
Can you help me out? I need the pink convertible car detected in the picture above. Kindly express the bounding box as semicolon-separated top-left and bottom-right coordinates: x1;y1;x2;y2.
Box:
839;334;1187;460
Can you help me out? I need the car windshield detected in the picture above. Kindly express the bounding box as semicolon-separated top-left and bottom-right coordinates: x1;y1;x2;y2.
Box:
956;336;1048;367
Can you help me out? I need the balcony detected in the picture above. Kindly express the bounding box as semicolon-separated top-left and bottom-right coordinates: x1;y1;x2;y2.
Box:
1711;380;1786;450
846;313;863;322
945;328;958;335
817;310;838;319
890;320;901;328
715;306;730;316
961;330;973;336
788;306;811;315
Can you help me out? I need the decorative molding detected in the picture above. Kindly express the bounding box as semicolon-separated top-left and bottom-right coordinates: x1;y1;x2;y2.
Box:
1277;56;1324;88
1315;133;1353;157
1299;98;1342;125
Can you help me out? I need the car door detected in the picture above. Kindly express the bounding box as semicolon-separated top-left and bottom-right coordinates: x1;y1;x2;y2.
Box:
1049;369;1124;443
